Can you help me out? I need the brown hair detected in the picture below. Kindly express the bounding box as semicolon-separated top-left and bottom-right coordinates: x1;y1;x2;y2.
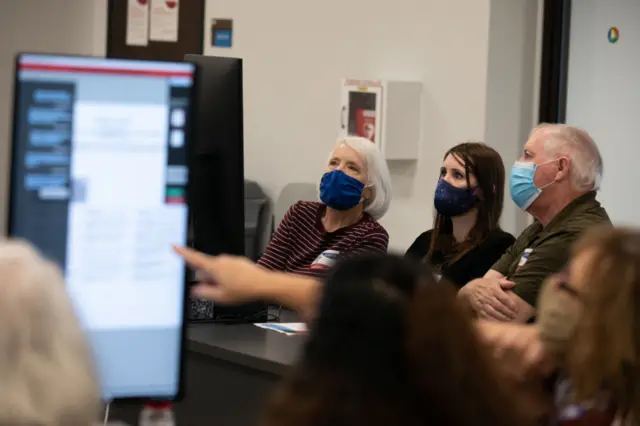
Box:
260;254;531;426
568;227;640;422
428;142;506;265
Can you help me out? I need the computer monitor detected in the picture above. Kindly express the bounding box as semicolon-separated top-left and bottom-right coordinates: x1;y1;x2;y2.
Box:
183;54;244;257
8;53;196;401
184;54;268;323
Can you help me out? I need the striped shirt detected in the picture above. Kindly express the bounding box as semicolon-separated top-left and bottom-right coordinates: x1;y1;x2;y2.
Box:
257;201;389;277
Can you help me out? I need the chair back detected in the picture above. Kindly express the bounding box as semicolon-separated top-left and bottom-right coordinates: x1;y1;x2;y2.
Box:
274;182;318;227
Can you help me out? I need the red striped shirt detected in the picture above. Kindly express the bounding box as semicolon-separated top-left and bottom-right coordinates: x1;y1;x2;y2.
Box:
257;201;389;277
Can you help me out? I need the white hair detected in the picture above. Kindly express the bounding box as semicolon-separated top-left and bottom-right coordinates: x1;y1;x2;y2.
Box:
327;136;393;220
533;123;603;191
0;240;101;426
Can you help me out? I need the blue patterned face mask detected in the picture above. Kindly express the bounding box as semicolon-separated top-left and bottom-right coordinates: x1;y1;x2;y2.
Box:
319;170;365;210
510;160;557;210
433;179;477;217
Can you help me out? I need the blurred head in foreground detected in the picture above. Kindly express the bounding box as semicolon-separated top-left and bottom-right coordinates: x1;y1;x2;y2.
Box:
261;253;531;426
537;227;640;422
0;240;101;426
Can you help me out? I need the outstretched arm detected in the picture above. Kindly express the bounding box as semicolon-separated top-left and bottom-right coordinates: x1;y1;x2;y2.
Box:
258;271;321;321
175;246;321;320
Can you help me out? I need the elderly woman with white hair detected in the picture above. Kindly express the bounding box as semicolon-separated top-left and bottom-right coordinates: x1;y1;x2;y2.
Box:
257;136;392;276
0;240;102;426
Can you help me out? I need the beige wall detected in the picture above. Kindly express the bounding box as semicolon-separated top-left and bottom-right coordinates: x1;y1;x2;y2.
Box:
203;0;542;250
0;0;541;246
485;0;542;233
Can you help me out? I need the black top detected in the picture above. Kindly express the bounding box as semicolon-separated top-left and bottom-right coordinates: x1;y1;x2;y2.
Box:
405;229;515;288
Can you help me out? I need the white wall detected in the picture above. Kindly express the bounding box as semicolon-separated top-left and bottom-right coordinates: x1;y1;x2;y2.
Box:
565;0;639;226
0;1;541;249
203;0;541;251
0;0;107;232
485;0;542;232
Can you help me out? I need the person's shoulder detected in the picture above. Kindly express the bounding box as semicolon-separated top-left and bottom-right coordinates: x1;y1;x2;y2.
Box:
572;205;611;227
561;192;611;230
414;229;434;241
534;215;609;253
292;200;322;210
514;221;543;242
552;204;611;237
483;229;516;249
410;229;434;247
405;230;433;259
464;230;514;263
280;201;322;228
357;216;389;238
288;200;322;216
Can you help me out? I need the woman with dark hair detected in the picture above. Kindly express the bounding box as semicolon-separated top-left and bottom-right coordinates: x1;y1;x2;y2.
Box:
259;254;532;426
406;142;515;287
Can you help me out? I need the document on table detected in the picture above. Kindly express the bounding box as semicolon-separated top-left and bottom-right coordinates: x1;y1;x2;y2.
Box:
254;322;308;336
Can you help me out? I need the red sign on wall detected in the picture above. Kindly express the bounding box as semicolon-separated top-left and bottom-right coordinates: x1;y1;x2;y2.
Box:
355;109;376;142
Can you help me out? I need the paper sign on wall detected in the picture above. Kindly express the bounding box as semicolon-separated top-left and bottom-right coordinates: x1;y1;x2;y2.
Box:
149;0;179;42
126;0;149;46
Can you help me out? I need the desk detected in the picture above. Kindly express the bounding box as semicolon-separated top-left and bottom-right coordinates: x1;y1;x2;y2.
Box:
111;314;305;426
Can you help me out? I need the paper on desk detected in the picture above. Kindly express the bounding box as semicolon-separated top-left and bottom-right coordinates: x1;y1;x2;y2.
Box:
254;322;308;336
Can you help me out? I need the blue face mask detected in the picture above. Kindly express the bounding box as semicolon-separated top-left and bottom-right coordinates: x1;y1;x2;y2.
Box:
433;179;477;217
319;170;365;210
510;161;556;210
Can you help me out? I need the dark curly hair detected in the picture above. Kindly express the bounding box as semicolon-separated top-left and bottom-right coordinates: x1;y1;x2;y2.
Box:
259;254;532;426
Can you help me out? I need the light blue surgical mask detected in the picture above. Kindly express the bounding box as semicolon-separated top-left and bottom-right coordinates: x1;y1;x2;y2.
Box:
510;161;556;210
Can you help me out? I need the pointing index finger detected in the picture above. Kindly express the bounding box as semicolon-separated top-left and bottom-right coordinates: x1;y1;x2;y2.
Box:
173;245;212;270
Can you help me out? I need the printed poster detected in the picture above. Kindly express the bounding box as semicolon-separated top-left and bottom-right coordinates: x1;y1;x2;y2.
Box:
126;0;149;46
149;0;179;42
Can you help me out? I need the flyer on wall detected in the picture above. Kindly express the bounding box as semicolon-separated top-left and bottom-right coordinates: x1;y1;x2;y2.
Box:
149;0;179;42
126;0;150;46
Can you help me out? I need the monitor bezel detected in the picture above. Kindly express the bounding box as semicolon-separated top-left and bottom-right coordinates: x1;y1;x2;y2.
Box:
7;52;198;403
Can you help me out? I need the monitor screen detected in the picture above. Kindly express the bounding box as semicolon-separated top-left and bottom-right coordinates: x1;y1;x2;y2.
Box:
8;53;194;400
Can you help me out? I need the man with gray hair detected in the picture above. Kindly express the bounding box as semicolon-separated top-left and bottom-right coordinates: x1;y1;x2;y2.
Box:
458;123;610;322
0;240;102;426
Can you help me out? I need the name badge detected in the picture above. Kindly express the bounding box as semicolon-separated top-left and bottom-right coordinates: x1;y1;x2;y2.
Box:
310;250;340;270
516;248;533;270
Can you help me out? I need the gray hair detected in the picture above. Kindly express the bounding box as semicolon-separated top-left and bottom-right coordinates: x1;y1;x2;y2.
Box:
328;136;393;220
533;123;603;191
0;240;101;426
